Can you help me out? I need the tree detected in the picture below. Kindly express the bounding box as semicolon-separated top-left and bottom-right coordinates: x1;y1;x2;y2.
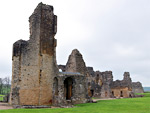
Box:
0;78;4;94
5;77;10;94
0;76;11;95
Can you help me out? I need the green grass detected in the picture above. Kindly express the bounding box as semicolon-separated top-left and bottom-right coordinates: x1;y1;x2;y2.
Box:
136;92;150;97
0;94;4;101
1;93;150;113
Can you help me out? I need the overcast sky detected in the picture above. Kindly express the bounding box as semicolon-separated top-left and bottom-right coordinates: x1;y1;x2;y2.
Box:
0;0;150;86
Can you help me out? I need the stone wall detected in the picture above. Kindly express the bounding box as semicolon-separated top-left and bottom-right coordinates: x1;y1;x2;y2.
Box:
110;72;133;98
86;66;113;98
11;2;144;107
10;3;90;107
59;55;143;99
56;49;91;105
132;82;144;93
99;71;113;98
53;72;89;106
111;87;132;98
10;3;58;106
58;65;66;72
65;49;88;76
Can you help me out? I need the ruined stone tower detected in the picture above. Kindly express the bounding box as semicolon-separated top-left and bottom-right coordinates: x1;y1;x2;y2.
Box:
10;3;58;105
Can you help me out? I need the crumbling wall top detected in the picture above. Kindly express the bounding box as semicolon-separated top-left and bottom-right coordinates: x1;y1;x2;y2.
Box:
65;49;87;75
13;40;28;57
29;2;57;40
123;72;131;81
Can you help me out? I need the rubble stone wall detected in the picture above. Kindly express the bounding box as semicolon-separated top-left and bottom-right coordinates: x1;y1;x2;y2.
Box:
52;73;89;106
111;87;131;98
132;82;144;93
10;3;58;106
65;49;87;76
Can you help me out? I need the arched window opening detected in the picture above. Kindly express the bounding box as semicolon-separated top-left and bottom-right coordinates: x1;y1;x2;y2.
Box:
96;74;99;84
53;77;58;95
99;79;103;86
59;69;62;72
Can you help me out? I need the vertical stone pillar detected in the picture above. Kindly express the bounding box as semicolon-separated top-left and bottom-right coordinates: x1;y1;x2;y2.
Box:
10;3;58;106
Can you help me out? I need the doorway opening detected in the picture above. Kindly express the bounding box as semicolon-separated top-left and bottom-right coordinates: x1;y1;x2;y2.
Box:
120;91;123;97
90;90;94;97
64;77;73;100
112;91;114;96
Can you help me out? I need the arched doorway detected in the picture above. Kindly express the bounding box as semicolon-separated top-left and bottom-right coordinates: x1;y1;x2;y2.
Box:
90;90;94;97
64;77;73;100
112;91;114;96
120;91;123;97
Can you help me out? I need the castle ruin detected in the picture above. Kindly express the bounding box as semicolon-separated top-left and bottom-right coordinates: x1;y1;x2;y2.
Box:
10;2;144;107
59;50;144;99
10;3;90;107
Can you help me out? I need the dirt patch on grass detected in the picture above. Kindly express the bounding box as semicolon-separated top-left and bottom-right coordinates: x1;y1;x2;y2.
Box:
0;102;13;110
93;98;117;102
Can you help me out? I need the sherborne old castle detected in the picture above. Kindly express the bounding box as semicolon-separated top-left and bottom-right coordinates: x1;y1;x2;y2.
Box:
10;3;144;107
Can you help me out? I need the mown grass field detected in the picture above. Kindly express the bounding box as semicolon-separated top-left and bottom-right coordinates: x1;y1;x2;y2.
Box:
0;95;4;101
0;93;150;113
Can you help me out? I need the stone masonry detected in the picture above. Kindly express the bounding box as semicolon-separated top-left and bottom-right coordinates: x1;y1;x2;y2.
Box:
53;49;90;106
11;2;144;107
132;82;144;93
10;3;90;107
59;52;144;99
65;49;88;76
10;3;58;106
53;72;89;106
58;49;93;99
110;72;133;98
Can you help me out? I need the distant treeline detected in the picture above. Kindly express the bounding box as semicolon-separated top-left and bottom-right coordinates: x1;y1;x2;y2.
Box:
0;77;11;95
143;87;150;92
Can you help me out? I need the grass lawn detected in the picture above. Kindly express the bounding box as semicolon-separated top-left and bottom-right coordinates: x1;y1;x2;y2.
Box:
0;95;4;101
0;93;150;113
136;92;150;97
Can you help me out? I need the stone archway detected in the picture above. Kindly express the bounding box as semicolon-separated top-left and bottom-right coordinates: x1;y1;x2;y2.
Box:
64;77;73;100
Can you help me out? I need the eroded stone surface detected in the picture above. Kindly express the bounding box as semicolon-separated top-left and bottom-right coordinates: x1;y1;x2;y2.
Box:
11;2;144;108
65;49;88;76
11;2;58;106
110;72;133;98
132;82;144;93
10;3;89;107
59;59;143;99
